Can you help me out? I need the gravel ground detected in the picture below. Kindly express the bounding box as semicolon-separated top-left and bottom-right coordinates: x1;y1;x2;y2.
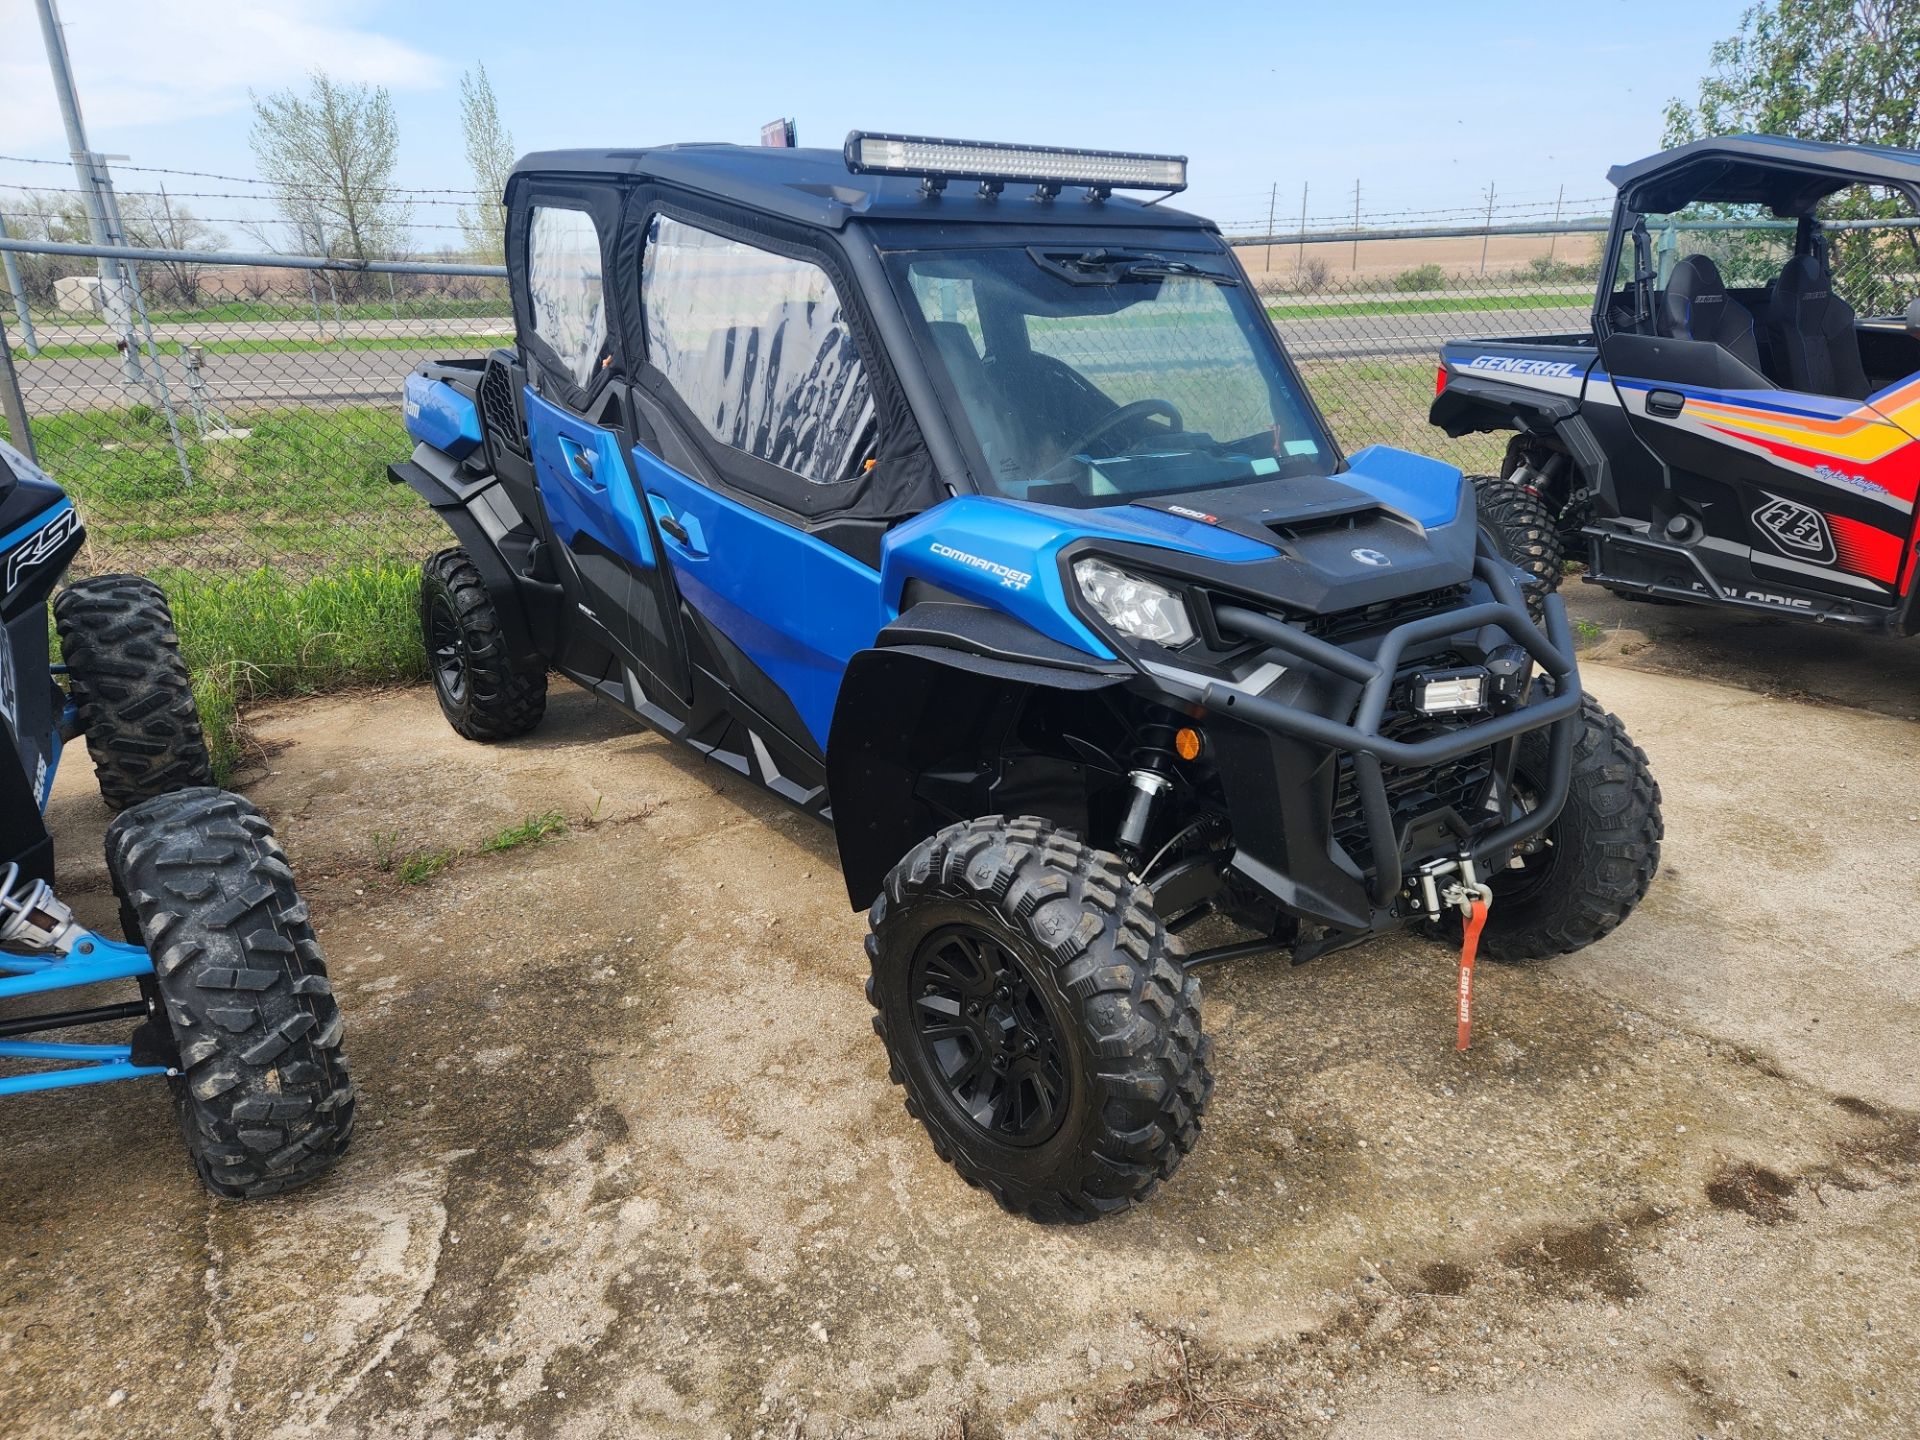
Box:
2;623;1916;1438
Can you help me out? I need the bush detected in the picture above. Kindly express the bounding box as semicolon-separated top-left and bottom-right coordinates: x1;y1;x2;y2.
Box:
1392;264;1447;292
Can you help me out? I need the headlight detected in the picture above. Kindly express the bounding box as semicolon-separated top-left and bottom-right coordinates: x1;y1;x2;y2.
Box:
1073;558;1194;647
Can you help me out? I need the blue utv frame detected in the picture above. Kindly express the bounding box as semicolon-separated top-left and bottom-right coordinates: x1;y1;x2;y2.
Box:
0;469;173;1099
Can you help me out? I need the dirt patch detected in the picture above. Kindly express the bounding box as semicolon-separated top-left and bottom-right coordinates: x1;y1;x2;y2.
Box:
1704;1162;1798;1224
6;674;1920;1439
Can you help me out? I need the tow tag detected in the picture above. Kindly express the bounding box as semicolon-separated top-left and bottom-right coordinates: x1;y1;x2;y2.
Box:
1415;857;1495;1051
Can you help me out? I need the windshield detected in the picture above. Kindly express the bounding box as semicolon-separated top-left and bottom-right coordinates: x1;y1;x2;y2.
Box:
885;245;1333;506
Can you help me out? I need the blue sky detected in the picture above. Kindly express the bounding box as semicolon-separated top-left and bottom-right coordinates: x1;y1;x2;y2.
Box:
1;0;1752;247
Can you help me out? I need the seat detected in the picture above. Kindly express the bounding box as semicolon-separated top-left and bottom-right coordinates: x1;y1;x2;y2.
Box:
1660;254;1764;372
925;320;1027;483
1766;253;1872;399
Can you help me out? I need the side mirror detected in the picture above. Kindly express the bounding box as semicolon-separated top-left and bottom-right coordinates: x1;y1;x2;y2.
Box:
1907;297;1920;340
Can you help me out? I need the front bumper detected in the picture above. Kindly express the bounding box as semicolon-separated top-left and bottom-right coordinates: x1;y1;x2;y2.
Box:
1190;544;1581;931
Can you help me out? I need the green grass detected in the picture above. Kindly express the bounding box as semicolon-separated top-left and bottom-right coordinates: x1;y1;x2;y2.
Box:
13;405;436;574
13;333;503;361
54;297;509;327
480;810;569;854
398;849;455;885
162;561;428;781
1267;290;1588;321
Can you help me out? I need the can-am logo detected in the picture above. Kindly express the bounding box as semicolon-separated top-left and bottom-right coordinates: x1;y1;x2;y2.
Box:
930;541;1032;591
3;507;78;590
1463;355;1581;381
1751;493;1835;565
1351;547;1392;568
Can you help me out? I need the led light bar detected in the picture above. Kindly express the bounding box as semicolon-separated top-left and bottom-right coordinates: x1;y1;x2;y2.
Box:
844;131;1187;197
1412;669;1489;716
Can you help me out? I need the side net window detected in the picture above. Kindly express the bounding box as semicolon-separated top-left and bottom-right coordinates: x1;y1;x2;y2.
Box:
527;206;608;386
642;215;874;485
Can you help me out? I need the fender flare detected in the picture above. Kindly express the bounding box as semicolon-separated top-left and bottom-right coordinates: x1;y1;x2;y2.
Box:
1429;375;1615;509
825;606;1129;910
388;453;545;669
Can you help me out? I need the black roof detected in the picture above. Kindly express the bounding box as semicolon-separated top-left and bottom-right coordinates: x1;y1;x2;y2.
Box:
508;143;1213;232
1608;133;1920;214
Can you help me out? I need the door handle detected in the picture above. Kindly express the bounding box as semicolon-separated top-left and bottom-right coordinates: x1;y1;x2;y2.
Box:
657;513;689;544
1646;389;1687;418
558;436;598;484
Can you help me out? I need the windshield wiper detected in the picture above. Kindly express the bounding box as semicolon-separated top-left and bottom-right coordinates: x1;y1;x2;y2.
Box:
1039;248;1239;286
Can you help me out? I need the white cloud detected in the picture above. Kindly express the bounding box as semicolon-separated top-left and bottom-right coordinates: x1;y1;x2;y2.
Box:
0;0;449;150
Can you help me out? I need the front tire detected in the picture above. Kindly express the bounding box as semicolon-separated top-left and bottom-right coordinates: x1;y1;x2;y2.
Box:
867;815;1213;1223
1471;475;1564;622
106;787;355;1198
1480;694;1662;961
420;548;546;742
54;574;214;809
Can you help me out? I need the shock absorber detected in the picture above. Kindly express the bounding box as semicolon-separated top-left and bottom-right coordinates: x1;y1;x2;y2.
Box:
1116;768;1172;868
0;862;80;955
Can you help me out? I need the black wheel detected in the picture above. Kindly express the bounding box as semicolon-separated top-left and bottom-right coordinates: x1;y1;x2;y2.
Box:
1480;694;1662;961
54;574;214;809
106;786;355;1198
867;815;1213;1223
420;548;545;742
1471;474;1564;621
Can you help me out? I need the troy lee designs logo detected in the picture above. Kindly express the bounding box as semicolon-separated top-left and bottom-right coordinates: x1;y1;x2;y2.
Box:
4;507;78;590
930;542;1033;591
1463;355;1582;380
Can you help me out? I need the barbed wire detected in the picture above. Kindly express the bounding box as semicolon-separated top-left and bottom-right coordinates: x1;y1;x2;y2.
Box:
0;154;482;197
0;181;476;209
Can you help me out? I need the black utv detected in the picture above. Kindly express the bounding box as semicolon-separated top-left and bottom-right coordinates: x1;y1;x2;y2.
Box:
395;132;1661;1221
1435;134;1920;629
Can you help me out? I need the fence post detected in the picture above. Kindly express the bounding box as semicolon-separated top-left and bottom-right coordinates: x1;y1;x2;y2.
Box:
0;214;39;358
0;306;38;464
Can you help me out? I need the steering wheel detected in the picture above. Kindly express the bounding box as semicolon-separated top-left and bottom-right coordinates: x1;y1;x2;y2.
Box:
1060;398;1184;461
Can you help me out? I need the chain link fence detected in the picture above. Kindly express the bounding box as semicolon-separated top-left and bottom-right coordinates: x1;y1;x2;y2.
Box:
1;239;506;581
4;219;1914;584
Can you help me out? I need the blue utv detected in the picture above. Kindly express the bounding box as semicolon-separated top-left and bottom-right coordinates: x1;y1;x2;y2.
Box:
0;440;353;1196
392;133;1662;1222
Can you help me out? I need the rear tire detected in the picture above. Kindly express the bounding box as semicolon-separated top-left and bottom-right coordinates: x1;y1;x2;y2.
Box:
1471;475;1564;621
106;787;355;1198
1480;694;1662;961
54;574;213;809
420;548;546;742
867;815;1213;1223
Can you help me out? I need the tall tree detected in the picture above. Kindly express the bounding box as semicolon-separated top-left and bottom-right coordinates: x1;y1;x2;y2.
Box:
1663;1;1920;294
1663;0;1920;151
249;71;410;270
458;63;515;262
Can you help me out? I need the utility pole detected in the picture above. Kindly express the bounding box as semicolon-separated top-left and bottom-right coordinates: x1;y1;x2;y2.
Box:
0;214;39;357
1548;183;1565;261
1351;179;1361;272
1479;181;1497;275
1295;181;1308;277
1264;183;1277;272
34;0;144;386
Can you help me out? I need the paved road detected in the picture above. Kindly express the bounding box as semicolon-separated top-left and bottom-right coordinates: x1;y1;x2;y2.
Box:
8;644;1918;1437
13;305;1591;416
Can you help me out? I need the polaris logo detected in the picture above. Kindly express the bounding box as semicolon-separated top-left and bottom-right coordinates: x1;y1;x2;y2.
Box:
930;541;1032;591
1351;547;1392;568
4;507;78;590
1463;355;1581;380
1752;493;1835;565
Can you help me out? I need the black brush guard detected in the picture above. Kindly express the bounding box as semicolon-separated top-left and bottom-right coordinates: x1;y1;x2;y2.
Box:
1198;546;1580;910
